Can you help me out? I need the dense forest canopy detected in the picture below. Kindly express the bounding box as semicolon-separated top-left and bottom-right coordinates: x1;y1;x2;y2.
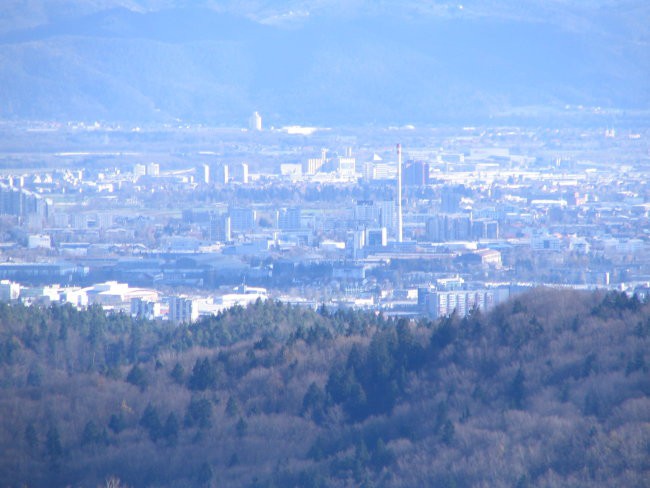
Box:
0;289;648;487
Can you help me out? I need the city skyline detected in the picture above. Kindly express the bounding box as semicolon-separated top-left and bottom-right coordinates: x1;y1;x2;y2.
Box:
0;2;648;487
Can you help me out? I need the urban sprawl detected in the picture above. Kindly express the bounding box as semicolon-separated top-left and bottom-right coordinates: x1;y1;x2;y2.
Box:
1;118;649;322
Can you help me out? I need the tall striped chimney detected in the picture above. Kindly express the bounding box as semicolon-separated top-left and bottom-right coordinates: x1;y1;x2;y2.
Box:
397;143;403;243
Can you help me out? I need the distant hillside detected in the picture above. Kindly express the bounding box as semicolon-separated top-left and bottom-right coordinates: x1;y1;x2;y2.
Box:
0;288;648;487
0;1;648;125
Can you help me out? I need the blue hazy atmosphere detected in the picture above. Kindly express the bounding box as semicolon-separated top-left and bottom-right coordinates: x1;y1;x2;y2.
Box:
0;0;648;124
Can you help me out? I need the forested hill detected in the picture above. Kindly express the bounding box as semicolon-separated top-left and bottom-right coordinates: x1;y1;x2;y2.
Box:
1;1;648;124
0;289;648;487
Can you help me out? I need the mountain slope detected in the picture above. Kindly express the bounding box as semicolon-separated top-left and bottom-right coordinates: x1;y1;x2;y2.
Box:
0;2;648;124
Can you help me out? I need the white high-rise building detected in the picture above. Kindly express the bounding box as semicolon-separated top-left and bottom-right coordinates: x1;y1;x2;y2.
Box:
278;207;301;230
28;234;51;249
249;111;262;131
210;214;231;242
421;289;508;319
375;200;397;235
146;163;160;176
210;163;229;185
198;164;210;184
241;163;248;184
229;207;256;232
337;157;356;177
98;213;113;229
169;296;199;323
0;280;20;300
131;298;161;320
363;162;376;181
306;157;325;175
232;163;249;184
133;164;146;178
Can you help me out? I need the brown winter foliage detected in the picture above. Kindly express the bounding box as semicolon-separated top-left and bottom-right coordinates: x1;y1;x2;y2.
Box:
0;289;647;488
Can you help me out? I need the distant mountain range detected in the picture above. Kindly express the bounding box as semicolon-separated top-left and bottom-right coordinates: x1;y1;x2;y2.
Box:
0;1;648;125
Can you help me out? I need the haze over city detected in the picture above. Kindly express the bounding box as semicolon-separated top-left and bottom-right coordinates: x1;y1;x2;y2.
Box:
0;1;648;487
